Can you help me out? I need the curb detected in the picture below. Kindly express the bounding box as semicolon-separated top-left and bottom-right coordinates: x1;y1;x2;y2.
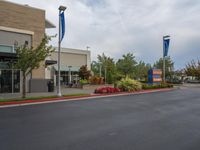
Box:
0;88;174;108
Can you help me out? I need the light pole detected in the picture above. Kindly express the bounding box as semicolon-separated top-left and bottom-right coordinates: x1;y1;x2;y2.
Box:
163;35;170;83
68;66;72;85
104;66;107;84
99;63;102;77
57;5;66;97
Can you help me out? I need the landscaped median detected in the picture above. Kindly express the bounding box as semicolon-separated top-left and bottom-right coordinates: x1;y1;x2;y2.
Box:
0;84;174;107
94;78;174;94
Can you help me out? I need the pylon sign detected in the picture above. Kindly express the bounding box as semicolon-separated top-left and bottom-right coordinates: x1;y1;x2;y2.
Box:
148;69;162;84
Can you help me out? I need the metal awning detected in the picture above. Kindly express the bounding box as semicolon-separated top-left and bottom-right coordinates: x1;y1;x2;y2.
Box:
45;19;56;28
45;60;57;66
0;52;17;60
53;66;80;72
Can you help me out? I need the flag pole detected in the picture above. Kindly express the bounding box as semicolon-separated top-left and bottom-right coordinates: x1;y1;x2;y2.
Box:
163;35;170;83
163;36;165;83
57;6;66;97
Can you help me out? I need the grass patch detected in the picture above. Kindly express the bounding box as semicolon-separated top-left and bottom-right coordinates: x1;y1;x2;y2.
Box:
62;93;89;97
0;93;90;103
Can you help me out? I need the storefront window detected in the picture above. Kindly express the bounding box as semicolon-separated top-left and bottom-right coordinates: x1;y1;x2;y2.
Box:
0;45;14;53
0;69;20;93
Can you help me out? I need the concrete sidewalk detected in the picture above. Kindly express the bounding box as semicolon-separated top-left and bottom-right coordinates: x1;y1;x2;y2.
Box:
0;87;94;99
0;88;174;108
182;83;200;88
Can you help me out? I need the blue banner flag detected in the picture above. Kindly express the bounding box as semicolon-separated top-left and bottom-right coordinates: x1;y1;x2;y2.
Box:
163;38;170;57
60;11;65;41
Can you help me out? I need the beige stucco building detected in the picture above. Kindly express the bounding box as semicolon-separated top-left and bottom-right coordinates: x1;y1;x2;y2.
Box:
0;0;55;79
0;1;91;93
45;48;91;86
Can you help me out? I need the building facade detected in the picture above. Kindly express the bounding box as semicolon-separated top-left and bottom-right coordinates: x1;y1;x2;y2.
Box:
0;0;55;93
0;1;91;93
46;48;91;87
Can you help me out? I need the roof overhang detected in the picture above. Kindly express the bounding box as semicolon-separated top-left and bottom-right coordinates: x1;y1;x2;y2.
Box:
45;60;57;66
53;66;80;72
45;19;56;28
0;52;17;61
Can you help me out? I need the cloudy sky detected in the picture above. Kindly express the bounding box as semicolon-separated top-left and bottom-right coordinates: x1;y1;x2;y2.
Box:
8;0;200;69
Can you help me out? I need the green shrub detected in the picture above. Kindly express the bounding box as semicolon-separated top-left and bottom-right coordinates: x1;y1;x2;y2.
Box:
107;71;114;84
79;79;89;85
142;83;173;89
116;78;142;92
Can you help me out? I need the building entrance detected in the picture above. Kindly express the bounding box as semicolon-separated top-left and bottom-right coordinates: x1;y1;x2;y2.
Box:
0;69;20;93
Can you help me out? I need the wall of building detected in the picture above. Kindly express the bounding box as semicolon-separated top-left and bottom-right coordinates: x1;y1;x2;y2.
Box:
51;52;87;67
0;0;46;79
0;30;32;49
50;48;91;70
0;1;45;47
46;48;91;86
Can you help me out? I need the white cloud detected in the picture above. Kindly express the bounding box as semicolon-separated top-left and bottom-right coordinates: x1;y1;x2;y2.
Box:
7;0;200;69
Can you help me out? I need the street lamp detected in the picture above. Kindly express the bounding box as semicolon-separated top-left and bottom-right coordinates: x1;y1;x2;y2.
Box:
104;66;107;85
68;66;72;86
59;6;66;11
163;35;170;83
99;63;102;77
57;5;67;97
86;46;90;51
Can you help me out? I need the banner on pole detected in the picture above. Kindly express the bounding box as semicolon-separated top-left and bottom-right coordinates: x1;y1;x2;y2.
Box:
163;38;170;57
60;11;65;42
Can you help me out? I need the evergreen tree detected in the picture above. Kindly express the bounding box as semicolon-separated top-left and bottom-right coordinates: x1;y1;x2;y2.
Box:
154;56;174;79
116;53;137;78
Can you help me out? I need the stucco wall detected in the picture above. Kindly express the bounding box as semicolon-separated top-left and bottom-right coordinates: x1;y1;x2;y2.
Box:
0;1;46;79
51;52;87;67
0;1;45;47
50;48;91;70
0;30;32;48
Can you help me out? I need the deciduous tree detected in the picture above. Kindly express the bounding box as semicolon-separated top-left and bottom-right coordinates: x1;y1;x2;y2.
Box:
79;65;91;80
185;60;200;79
14;34;54;98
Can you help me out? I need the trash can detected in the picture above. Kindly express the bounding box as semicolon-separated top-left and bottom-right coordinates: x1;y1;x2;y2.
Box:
48;80;54;92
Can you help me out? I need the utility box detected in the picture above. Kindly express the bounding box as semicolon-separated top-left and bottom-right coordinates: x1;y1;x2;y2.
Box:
148;69;162;84
47;80;54;92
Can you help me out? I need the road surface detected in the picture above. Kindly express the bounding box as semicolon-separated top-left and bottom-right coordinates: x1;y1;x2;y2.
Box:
0;87;200;150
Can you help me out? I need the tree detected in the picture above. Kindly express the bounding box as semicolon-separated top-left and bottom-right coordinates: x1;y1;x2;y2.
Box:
185;60;200;79
79;65;91;80
173;69;185;82
154;56;174;80
134;61;151;81
116;53;137;78
91;61;100;76
92;53;116;83
14;34;54;98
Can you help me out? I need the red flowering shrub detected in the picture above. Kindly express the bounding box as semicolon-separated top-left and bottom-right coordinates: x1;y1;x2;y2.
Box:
94;87;121;94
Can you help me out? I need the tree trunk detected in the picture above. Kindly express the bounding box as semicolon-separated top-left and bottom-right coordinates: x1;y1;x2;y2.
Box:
22;72;26;98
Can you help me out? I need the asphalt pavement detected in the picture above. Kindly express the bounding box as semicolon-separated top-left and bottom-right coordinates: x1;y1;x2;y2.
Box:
0;87;200;150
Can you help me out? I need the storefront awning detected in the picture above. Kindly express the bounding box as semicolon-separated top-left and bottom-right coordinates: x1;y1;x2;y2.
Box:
0;52;17;61
53;66;80;72
45;19;56;28
45;60;57;66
